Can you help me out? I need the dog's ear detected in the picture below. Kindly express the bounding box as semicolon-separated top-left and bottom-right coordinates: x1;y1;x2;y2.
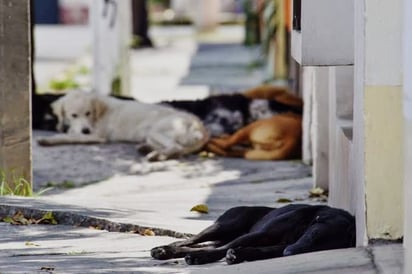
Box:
92;97;107;122
51;98;65;132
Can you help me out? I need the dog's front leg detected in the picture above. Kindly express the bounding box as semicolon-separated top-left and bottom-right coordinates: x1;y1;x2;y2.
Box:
225;245;286;265
37;134;106;146
145;132;183;160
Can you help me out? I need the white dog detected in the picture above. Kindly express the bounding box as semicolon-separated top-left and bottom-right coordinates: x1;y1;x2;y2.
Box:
37;91;209;160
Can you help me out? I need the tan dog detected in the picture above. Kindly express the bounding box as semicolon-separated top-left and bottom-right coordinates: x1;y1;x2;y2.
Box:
243;85;303;109
206;113;302;160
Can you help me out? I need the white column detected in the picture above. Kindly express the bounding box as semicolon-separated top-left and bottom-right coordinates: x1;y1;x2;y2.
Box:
403;0;412;271
311;67;329;190
192;0;220;31
353;0;403;245
328;66;354;212
91;0;131;95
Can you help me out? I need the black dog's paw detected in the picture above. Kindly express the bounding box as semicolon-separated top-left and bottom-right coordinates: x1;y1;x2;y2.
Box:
185;254;205;265
225;248;244;265
184;254;198;265
151;246;175;260
136;144;153;155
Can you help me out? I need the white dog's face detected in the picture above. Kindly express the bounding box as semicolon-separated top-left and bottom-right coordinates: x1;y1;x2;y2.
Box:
52;91;107;134
249;99;277;121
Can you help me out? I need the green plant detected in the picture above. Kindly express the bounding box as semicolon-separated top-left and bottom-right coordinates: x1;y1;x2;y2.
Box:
49;77;80;91
0;170;52;197
261;0;278;54
111;76;122;96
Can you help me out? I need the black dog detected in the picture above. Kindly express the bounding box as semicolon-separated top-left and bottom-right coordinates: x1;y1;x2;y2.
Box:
32;93;63;131
151;204;355;265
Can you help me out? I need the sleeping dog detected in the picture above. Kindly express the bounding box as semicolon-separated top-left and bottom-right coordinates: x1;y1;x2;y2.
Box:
206;112;302;160
151;204;355;265
32;92;135;131
242;85;303;108
162;94;302;137
36;91;209;160
32;86;302;138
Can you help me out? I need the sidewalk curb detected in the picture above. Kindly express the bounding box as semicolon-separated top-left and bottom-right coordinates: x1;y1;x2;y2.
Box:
0;202;192;239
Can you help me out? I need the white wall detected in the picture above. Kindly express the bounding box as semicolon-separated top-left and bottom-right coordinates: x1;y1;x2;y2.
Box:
292;0;354;66
403;0;412;271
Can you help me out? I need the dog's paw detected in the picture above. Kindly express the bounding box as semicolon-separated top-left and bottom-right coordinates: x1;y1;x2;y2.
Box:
145;151;168;162
185;254;202;265
225;248;244;265
151;246;175;260
37;137;55;146
136;144;153;155
225;248;238;265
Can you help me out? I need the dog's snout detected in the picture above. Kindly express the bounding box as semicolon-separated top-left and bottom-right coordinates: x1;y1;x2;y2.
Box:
82;128;91;134
62;124;70;133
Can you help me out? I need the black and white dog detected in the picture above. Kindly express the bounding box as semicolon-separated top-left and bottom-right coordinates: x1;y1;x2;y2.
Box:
33;92;302;137
151;204;355;265
162;94;302;137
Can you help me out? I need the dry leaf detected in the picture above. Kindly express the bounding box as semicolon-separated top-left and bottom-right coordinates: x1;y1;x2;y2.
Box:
143;229;155;236
190;204;209;214
276;198;292;203
36;212;58;225
309;187;326;197
40;266;55;271
25;241;40;247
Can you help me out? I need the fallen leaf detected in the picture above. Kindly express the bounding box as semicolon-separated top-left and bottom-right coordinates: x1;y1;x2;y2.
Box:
40;266;55;271
190;204;209;214
309;187;327;197
2;216;15;224
36;212;58;225
13;212;32;225
276;198;292;203
25;241;40;247
142;229;155;236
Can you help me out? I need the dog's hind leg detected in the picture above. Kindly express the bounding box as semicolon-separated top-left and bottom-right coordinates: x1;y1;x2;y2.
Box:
184;231;275;265
225;245;286;265
244;138;300;160
209;122;259;149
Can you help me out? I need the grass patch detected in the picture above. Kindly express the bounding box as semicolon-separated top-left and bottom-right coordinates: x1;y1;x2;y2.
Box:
0;170;52;197
49;77;80;91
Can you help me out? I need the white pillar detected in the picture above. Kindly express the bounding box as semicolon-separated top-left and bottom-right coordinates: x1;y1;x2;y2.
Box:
192;0;220;31
403;0;412;271
328;66;354;212
353;0;403;245
91;0;131;95
311;67;329;190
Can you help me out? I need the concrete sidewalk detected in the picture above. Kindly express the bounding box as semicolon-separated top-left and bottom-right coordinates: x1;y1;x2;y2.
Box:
0;25;404;273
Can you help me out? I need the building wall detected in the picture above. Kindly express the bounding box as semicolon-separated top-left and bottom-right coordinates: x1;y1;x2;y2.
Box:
353;0;403;243
364;86;403;240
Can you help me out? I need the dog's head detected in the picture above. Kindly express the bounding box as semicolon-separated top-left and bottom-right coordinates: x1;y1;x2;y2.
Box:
249;99;278;122
51;90;107;134
204;108;244;137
